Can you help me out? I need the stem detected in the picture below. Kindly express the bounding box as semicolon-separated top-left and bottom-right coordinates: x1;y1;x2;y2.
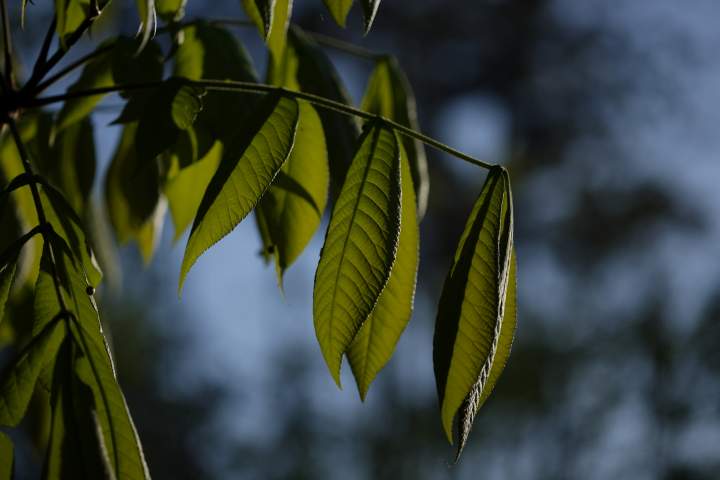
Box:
6;117;69;312
34;43;114;94
28;79;494;169
28;17;58;87
306;32;380;61
0;0;12;88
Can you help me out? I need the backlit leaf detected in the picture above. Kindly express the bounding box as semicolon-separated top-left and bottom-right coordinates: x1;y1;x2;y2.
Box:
289;26;359;190
313;123;402;385
156;0;187;21
347;135;418;399
179;94;299;291
241;0;276;39
0;431;13;479
433;166;514;457
256;101;328;283
322;0;354;28
362;56;429;220
360;0;381;34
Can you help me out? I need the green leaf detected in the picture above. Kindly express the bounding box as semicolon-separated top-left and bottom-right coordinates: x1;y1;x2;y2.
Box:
0;431;13;479
54;0;110;44
347;136;418;399
56;42;114;132
432;166;514;457
156;0;187;21
360;0;381;33
40;184;103;288
241;0;276;39
0;318;66;427
42;234;150;478
174;23;259;141
362;56;429;220
313;123;402;385
288;26;359;190
112;37;164;97
105;123;158;233
255;101;329;283
322;0;354;28
165;141;224;240
179;94;299;291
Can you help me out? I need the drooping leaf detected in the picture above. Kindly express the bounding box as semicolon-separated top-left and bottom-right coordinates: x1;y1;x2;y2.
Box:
179;94;299;291
165;141;224;240
313;123;402;385
347;135;418;399
241;0;275;39
432;166;514;457
362;56;429;220
105;123;164;261
173;23;259;141
255;101;328;283
41;192;102;289
288;26;359;190
135;0;158;50
0;431;13;479
360;0;381;34
156;0;187;21
0;318;65;427
322;0;354;28
41;234;150;478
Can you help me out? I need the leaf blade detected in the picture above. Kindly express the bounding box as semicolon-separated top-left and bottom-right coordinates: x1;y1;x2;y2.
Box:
347;134;418;399
433;166;514;454
179;94;299;290
313;123;402;385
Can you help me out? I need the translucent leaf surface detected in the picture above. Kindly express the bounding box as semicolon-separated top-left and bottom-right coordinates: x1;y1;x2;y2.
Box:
313;123;402;385
179;94;299;290
322;0;354;27
347;136;418;399
433;166;514;456
362;56;429;219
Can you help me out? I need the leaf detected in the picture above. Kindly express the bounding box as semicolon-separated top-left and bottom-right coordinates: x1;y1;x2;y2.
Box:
135;0;158;50
165;141;224;240
56;42;114;131
322;0;354;28
241;0;276;39
360;0;381;34
347;135;418;399
179;94;299;291
174;23;259;141
288;26;359;190
255;101;328;283
0;319;66;427
362;56;429;220
42;234;150;478
106;123;160;240
156;0;187;21
432;166;514;457
111;37;164;100
313;123;402;385
0;431;12;480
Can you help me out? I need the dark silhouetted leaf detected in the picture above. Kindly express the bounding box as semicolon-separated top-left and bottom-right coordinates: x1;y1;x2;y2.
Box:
360;0;381;33
347;136;418;399
433;166;514;458
179;94;299;290
313;123;402;385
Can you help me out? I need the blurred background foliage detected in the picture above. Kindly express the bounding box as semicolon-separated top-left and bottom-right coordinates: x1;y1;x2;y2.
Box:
3;0;720;478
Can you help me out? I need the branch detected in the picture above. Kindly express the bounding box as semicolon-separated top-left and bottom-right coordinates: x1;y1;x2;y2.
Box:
6;117;69;311
33;43;114;94
28;79;495;170
27;17;58;87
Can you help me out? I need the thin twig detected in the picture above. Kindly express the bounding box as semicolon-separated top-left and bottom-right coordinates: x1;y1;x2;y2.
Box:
34;43;114;94
28;17;58;86
28;79;495;169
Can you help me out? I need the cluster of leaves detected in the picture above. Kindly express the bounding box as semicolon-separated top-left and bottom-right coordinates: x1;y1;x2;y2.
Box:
0;0;517;476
